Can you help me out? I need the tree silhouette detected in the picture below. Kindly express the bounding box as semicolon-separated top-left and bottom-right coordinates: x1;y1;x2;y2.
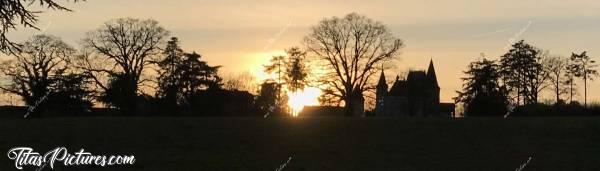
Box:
155;37;185;112
0;0;81;54
544;55;569;105
263;55;287;115
0;34;90;117
264;55;286;85
455;58;509;116
260;47;309;116
303;13;403;116
80;18;168;114
564;59;578;103
500;40;548;105
318;88;343;107
48;73;93;115
223;71;258;93
151;37;222;114
284;47;308;92
256;80;288;116
567;51;598;107
98;73;130;111
177;52;222;99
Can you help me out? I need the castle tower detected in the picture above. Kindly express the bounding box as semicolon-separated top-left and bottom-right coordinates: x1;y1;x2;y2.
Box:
427;59;439;89
426;59;441;116
376;70;388;116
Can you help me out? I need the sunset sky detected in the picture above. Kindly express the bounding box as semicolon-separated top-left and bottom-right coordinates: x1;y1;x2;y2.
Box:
5;0;600;103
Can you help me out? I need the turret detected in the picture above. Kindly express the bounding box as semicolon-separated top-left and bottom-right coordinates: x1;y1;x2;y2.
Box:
427;59;439;88
375;70;388;116
426;59;440;116
377;70;388;91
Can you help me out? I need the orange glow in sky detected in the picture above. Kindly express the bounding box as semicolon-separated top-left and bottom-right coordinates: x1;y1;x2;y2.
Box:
3;0;600;104
245;50;322;116
287;87;321;117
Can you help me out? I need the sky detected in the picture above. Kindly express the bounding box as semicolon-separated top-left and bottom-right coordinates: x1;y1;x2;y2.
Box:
4;0;600;103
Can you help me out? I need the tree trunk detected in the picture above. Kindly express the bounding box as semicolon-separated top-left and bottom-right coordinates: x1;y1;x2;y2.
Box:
121;76;138;116
584;74;587;108
555;75;560;104
344;95;354;117
344;92;365;117
570;80;573;104
516;84;520;106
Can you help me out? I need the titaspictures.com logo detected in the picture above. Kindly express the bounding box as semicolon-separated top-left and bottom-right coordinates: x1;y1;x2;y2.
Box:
7;147;135;170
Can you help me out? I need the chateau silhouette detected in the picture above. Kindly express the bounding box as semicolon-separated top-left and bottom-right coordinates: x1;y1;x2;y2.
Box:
376;60;455;117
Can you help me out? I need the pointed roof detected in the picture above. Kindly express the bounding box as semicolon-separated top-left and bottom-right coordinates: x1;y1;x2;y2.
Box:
376;70;389;97
426;59;439;87
377;70;388;89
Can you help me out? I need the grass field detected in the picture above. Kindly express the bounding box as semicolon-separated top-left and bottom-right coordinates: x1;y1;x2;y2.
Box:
0;117;599;170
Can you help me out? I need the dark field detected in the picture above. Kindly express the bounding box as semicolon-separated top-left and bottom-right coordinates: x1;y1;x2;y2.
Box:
1;117;599;170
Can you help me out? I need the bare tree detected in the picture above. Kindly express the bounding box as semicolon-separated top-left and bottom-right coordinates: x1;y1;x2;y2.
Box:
223;71;258;93
545;55;569;104
0;34;75;116
0;0;81;54
303;13;403;116
80;18;168;113
531;51;552;103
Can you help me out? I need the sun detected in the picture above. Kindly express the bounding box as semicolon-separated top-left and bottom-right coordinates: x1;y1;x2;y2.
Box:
287;87;321;117
245;50;322;117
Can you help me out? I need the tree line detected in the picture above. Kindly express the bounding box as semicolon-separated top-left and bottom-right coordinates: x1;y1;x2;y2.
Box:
14;1;595;118
1;0;403;118
0;18;262;117
0;1;283;117
455;40;599;117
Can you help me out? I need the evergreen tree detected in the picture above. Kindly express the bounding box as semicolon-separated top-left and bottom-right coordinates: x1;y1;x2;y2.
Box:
455;58;509;116
153;38;222;113
284;47;308;92
156;37;186;112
